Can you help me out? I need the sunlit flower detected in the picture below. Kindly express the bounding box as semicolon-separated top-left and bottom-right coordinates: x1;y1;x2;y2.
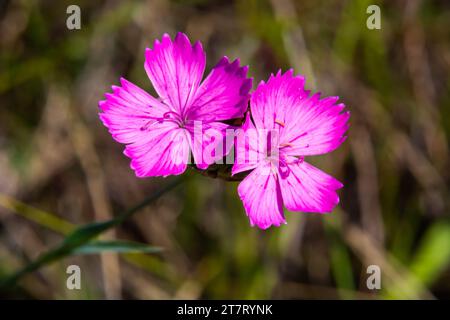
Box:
99;32;252;177
233;70;349;229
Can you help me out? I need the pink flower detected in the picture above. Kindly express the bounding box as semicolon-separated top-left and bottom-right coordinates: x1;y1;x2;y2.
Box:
232;70;349;229
99;33;252;177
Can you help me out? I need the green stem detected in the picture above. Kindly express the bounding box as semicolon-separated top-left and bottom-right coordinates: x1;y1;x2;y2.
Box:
188;164;249;182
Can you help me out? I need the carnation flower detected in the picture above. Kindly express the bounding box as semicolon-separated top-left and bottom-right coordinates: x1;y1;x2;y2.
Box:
99;32;252;177
232;70;349;229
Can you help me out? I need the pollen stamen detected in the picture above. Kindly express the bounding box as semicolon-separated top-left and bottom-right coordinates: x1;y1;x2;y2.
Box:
274;119;285;127
279;142;293;148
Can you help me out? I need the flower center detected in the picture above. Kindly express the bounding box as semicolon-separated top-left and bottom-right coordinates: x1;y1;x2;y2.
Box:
139;111;186;131
162;111;185;128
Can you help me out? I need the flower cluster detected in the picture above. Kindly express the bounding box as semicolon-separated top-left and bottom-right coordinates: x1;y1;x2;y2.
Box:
99;33;349;229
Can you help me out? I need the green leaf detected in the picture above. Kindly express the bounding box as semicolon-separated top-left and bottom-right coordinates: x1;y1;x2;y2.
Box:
60;220;118;250
0;177;183;289
73;241;162;255
0;221;118;288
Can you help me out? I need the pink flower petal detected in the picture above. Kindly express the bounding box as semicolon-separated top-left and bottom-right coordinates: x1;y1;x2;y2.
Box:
99;78;169;144
187;57;252;121
279;160;343;213
237;163;285;229
282;95;350;157
144;32;206;116
124;122;190;177
99;78;189;177
250;69;308;131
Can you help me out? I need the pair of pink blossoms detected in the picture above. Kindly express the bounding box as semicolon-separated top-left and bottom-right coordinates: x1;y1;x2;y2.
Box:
99;33;349;229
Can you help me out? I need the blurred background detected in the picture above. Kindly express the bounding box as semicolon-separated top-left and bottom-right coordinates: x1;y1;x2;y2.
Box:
1;0;450;299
